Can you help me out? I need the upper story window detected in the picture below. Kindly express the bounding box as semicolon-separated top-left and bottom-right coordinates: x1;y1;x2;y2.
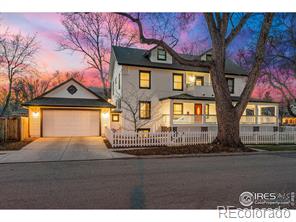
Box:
173;103;183;115
139;101;151;119
226;77;234;94
195;76;204;86
139;71;151;89
157;48;167;61
173;73;183;91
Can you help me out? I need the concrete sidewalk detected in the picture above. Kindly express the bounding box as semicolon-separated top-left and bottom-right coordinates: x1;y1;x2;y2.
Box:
0;137;132;163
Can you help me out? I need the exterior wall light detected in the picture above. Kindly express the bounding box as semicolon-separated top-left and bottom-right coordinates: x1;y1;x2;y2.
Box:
32;111;39;118
102;112;109;119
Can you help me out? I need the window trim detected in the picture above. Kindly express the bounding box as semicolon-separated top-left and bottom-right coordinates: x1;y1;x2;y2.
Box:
172;73;184;91
226;77;235;94
195;76;204;86
157;48;167;61
111;114;120;122
173;103;183;115
139;101;151;119
139;70;151;89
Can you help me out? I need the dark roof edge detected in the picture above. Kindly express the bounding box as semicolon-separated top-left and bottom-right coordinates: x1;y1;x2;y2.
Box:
23;104;115;108
159;95;279;104
116;63;249;76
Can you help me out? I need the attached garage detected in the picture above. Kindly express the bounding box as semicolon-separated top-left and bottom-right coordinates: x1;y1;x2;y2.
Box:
23;78;115;138
42;109;101;137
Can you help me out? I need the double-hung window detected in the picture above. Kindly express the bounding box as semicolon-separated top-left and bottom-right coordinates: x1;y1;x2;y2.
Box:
157;48;166;60
195;76;204;86
226;78;235;94
139;71;151;89
173;73;183;91
139;101;151;119
173;103;183;115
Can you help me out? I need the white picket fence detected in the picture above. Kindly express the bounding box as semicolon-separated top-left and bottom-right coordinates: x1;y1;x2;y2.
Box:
105;128;296;148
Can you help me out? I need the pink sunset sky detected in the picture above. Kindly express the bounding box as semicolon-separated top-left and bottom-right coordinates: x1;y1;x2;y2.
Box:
0;13;288;101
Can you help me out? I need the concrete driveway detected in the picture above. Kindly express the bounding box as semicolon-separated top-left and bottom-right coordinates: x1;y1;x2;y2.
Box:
0;137;132;163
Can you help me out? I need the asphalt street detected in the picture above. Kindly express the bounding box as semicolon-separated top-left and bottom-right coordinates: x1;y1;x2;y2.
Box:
0;152;295;209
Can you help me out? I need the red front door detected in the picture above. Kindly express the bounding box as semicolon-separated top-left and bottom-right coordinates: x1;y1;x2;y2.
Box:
194;104;203;123
195;104;203;115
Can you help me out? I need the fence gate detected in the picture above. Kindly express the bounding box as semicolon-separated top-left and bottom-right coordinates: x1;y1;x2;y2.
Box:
0;117;28;142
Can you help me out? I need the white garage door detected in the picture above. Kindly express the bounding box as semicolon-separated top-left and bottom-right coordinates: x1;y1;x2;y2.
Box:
42;110;100;137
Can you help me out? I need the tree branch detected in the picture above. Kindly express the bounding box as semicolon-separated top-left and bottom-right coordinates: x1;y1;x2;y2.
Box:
225;13;252;46
117;13;212;68
235;13;274;116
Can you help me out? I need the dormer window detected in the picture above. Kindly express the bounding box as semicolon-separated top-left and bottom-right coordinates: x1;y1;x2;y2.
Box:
157;48;166;61
206;54;212;61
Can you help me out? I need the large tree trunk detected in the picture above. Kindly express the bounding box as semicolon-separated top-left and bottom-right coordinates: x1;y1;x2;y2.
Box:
214;106;243;148
210;41;244;149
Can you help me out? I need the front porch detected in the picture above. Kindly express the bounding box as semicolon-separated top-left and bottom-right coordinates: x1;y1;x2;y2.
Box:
160;98;279;128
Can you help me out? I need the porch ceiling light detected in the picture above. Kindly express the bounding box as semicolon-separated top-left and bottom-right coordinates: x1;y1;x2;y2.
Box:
188;75;195;83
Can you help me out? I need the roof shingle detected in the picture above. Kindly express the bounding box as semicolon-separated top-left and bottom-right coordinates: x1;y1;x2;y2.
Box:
112;46;248;76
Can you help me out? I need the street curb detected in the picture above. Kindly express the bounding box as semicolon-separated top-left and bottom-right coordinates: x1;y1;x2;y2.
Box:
0;150;296;165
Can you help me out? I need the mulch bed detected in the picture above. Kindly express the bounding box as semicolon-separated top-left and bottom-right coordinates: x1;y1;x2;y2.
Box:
0;139;34;151
113;144;254;156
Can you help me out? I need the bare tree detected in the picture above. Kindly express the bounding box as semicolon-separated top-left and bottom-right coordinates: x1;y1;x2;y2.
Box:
50;70;84;86
11;70;84;108
0;31;38;116
118;13;274;149
120;82;155;132
237;14;296;116
59;13;138;97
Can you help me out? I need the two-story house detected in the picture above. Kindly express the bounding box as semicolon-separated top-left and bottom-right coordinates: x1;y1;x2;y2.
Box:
109;46;279;133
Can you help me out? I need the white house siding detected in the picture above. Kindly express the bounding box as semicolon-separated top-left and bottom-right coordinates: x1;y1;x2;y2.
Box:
111;55;278;132
111;61;123;105
29;107;41;137
115;64;253;132
44;80;98;99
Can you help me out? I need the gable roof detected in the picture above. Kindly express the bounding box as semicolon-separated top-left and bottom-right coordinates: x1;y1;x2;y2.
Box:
23;78;114;108
39;78;102;99
112;46;248;76
159;93;278;103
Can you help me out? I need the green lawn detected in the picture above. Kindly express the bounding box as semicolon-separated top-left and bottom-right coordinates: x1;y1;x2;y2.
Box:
248;144;296;151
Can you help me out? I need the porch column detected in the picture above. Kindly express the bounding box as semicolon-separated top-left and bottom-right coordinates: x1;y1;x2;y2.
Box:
202;102;206;124
169;99;174;127
275;105;279;125
255;105;259;124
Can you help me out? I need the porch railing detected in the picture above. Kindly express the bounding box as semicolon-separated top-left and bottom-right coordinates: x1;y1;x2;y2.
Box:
162;114;278;126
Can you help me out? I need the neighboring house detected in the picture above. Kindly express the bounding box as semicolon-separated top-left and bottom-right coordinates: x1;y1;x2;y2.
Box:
23;78;114;137
109;46;279;132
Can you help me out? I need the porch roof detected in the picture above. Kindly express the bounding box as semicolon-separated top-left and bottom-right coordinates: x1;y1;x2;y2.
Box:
159;93;278;104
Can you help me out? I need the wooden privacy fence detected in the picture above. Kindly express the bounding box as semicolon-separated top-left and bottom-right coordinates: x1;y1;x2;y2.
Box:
0;117;29;142
105;127;296;148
